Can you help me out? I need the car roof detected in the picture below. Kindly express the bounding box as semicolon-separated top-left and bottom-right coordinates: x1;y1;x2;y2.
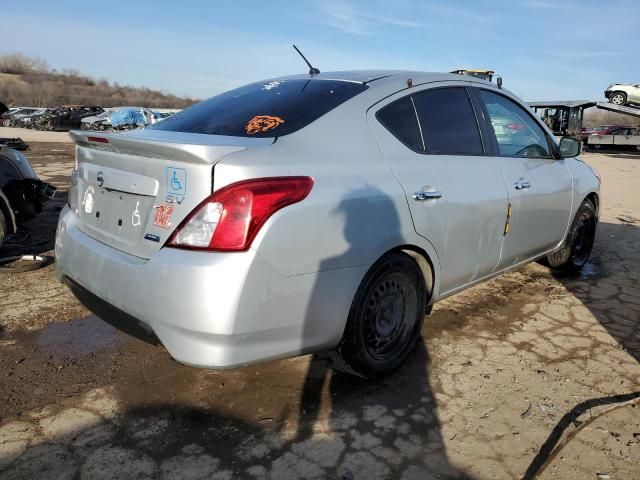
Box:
266;70;495;89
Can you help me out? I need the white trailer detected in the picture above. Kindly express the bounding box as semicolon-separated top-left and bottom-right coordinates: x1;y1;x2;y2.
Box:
588;127;640;150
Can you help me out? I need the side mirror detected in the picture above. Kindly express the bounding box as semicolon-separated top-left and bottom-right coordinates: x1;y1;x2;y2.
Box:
558;136;580;158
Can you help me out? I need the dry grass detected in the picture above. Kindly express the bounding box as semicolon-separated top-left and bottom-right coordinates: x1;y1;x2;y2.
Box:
0;53;196;109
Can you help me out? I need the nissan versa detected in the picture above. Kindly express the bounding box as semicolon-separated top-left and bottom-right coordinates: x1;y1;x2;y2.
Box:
55;71;600;378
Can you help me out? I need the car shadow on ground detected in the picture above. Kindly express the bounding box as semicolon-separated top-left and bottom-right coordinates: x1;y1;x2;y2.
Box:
583;149;640;159
521;221;640;479
0;186;475;479
554;221;640;362
291;186;473;478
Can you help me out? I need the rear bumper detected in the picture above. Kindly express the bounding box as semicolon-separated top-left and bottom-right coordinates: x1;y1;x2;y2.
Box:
55;208;362;368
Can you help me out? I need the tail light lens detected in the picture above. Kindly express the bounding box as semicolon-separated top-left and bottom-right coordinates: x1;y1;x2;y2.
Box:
167;177;314;251
506;123;525;130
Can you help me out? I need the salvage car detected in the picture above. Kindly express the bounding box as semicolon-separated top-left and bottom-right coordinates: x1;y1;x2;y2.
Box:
37;106;104;131
605;83;640;106
10;108;49;128
81;107;157;131
56;71;599;378
1;107;40;127
588;126;640;150
0;145;55;249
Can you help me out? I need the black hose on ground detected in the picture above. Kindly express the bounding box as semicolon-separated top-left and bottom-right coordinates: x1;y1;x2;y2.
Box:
522;391;640;479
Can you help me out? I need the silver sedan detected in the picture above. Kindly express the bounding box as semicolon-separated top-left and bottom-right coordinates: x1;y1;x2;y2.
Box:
55;70;600;378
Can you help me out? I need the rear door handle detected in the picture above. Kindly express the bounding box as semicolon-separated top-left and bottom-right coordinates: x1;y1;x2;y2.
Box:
514;181;531;190
413;190;443;201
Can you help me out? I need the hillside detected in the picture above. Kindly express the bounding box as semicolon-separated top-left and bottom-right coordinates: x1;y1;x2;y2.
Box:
0;53;197;109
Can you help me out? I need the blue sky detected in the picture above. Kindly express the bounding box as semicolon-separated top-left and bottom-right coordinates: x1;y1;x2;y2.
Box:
2;0;638;101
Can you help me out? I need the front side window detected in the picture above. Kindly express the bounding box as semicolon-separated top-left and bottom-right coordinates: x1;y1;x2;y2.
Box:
412;87;484;155
479;90;551;158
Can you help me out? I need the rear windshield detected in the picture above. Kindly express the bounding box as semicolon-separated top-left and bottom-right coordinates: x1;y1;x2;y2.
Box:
151;79;368;138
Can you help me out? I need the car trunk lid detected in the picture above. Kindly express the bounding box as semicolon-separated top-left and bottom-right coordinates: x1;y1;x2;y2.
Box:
68;130;271;259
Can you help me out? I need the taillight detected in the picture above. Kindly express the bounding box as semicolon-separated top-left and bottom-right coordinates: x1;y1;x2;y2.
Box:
167;177;314;251
87;136;109;144
506;123;525;130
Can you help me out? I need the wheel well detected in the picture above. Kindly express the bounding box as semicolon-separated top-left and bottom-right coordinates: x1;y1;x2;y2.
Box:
390;246;435;306
585;192;599;217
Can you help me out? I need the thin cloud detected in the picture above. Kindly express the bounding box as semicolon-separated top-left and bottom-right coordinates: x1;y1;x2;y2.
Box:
522;0;570;9
311;0;427;35
424;3;493;25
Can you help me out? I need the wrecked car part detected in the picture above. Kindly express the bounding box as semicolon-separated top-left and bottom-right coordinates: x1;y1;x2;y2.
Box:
82;107;153;132
0;146;56;249
35;106;104;131
0;137;29;151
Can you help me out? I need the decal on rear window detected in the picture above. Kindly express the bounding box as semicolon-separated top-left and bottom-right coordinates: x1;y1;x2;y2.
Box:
150;79;368;138
245;115;285;135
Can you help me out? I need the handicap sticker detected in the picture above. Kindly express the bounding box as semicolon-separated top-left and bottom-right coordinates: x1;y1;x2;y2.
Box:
166;167;187;203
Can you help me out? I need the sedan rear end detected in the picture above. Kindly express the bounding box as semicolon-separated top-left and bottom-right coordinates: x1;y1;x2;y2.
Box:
55;76;373;368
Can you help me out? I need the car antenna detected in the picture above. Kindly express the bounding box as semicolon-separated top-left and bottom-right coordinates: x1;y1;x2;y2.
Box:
293;45;320;75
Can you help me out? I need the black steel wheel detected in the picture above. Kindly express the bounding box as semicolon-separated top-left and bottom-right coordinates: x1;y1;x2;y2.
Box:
331;252;427;379
546;199;597;272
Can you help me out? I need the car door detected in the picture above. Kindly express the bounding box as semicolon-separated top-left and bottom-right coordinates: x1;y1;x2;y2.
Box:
474;88;573;268
368;84;509;294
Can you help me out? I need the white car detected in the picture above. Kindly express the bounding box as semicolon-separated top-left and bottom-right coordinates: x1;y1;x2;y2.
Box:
605;83;640;106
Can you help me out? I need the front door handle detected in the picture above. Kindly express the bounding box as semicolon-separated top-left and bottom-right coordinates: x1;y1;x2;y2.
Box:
413;190;443;201
514;181;531;190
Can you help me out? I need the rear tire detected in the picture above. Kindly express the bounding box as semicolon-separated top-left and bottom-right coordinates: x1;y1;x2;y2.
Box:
609;92;627;106
546;199;597;272
330;252;427;379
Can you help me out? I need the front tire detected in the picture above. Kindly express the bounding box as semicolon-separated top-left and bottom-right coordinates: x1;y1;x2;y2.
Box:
609;92;627;106
330;252;427;379
546;199;597;272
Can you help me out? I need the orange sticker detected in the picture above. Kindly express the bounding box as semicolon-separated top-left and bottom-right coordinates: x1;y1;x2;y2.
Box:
245;115;285;134
153;204;174;229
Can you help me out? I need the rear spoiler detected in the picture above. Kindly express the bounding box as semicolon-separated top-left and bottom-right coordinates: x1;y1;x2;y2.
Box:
68;130;258;165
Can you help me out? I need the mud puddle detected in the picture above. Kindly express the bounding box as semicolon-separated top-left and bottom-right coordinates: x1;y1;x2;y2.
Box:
12;314;123;356
0;314;166;421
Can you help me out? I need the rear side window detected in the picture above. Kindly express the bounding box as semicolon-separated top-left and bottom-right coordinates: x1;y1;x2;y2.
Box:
376;96;424;151
150;79;368;138
413;87;484;155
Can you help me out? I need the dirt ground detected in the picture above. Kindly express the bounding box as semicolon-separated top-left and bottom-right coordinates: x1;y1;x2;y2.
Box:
0;143;639;479
0;127;71;144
